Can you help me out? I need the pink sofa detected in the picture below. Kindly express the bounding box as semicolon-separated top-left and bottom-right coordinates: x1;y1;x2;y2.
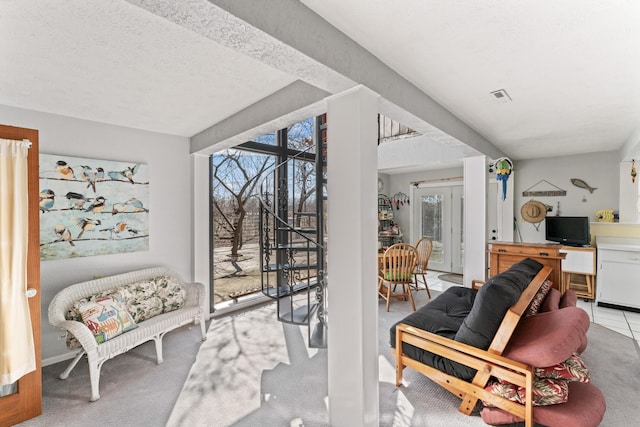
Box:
481;288;606;426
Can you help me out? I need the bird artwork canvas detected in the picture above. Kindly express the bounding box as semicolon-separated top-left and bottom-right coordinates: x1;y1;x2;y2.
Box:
39;153;149;260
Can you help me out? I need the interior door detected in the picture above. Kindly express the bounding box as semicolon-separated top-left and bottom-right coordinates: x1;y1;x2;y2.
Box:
0;124;42;426
412;185;461;273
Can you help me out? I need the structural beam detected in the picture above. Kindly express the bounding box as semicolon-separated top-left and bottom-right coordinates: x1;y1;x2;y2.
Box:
128;0;505;159
191;80;329;154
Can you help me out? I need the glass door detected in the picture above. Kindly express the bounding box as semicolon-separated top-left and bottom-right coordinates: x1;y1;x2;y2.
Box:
412;185;463;273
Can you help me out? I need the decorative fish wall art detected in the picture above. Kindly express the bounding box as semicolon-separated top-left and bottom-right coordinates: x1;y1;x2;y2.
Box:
571;178;597;194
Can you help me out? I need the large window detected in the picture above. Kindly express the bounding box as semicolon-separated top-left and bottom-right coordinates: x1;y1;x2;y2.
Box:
210;117;320;311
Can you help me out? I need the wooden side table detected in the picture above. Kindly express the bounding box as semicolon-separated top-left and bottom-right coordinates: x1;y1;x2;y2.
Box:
560;246;596;299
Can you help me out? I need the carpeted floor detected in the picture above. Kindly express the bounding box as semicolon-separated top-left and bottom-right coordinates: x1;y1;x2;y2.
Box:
167;302;328;427
169;290;640;426
18;290;640;426
17;322;206;427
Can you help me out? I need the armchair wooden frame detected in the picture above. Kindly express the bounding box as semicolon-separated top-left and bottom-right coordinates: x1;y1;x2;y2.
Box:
394;266;553;427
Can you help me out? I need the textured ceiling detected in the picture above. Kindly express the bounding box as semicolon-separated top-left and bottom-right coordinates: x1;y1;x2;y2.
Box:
0;0;296;136
1;0;639;164
301;0;640;160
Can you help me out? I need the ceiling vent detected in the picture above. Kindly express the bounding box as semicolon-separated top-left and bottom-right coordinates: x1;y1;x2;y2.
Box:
490;89;512;103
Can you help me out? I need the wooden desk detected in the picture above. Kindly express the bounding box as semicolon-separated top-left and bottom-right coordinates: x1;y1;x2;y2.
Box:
488;242;566;292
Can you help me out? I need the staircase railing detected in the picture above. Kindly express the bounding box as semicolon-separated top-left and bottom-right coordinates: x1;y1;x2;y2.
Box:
258;146;327;348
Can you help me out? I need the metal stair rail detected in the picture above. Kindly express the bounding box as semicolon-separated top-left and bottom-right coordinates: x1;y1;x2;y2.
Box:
258;146;327;348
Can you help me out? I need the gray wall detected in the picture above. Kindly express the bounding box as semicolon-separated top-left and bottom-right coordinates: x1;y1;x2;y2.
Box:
385;150;620;246
386;166;464;239
514;151;619;243
1;104;193;363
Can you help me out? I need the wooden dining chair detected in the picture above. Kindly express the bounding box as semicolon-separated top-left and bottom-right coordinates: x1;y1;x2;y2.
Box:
412;237;433;299
378;243;418;312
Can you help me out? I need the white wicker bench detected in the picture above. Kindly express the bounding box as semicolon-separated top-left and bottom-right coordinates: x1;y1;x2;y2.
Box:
48;267;207;401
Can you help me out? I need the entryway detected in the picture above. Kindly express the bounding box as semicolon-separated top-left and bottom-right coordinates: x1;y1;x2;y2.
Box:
411;184;464;274
411;181;501;275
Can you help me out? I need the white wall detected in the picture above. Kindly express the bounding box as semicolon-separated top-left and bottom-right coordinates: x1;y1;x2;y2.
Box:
386;166;464;235
514;151;619;243
0;104;193;363
385;150;619;249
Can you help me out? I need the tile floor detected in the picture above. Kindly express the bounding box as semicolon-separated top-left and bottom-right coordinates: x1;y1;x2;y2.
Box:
426;270;640;348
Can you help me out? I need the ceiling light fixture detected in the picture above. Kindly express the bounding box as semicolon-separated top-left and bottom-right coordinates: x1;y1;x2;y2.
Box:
490;89;512;103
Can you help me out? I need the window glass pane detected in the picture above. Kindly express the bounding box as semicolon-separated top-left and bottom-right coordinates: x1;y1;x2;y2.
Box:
254;132;276;145
287;118;315;153
211;149;275;309
421;194;443;264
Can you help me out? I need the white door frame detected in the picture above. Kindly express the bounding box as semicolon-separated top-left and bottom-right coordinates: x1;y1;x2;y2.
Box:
410;181;463;273
410;178;512;274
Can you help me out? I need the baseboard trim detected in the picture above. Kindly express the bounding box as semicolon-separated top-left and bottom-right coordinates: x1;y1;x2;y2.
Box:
43;351;78;367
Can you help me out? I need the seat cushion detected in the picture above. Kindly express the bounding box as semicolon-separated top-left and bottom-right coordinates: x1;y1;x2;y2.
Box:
454;258;543;350
503;307;590;367
384;271;413;281
481;381;606;427
540;287;562;312
560;288;578;308
390;286;478;379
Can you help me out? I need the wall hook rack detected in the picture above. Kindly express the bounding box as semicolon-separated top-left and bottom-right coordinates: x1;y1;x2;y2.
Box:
522;179;566;197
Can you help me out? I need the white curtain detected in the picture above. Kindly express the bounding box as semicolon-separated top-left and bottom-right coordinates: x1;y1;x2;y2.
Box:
0;138;35;386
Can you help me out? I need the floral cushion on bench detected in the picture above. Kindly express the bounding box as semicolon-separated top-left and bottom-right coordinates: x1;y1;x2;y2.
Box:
65;275;186;348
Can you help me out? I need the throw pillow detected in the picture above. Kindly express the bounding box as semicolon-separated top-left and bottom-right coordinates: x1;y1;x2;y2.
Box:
114;281;163;323
65;288;116;348
503;306;590;367
484;377;569;406
526;279;552;316
76;296;138;344
535;353;590;383
154;275;187;312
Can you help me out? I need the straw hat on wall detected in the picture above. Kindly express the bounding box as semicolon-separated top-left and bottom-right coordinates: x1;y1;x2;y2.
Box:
520;200;548;224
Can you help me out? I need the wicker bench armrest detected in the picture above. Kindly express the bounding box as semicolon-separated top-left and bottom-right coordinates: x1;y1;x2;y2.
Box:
183;281;206;311
53;319;99;352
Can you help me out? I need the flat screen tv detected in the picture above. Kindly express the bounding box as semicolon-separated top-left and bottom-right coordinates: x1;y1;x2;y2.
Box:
545;216;590;246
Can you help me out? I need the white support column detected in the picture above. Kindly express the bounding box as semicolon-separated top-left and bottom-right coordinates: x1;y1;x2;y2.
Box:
192;153;211;318
327;86;379;427
463;156;488;287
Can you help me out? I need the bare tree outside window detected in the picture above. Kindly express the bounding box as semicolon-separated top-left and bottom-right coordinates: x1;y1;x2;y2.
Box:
287;119;317;226
210;119;321;307
212;150;273;272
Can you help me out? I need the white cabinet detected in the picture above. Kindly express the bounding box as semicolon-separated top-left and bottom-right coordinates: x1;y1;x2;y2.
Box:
560;246;596;299
596;236;640;310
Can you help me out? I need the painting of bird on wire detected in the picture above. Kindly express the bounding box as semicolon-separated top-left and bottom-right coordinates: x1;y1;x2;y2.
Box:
39;153;149;260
